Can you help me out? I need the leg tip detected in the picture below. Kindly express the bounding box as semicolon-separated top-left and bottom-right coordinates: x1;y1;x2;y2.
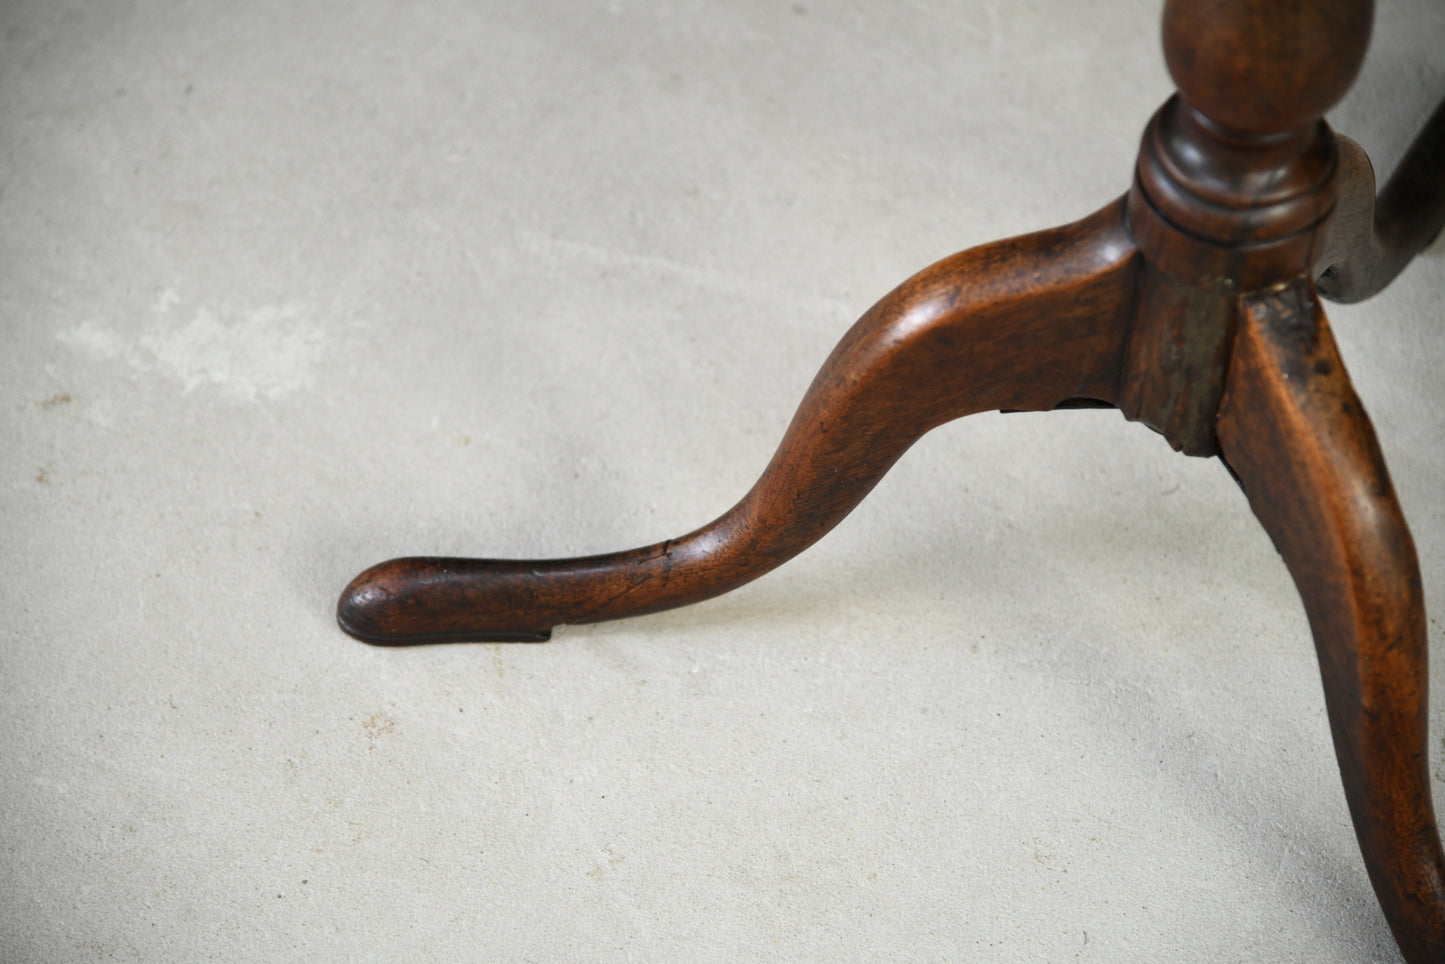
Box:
336;558;553;645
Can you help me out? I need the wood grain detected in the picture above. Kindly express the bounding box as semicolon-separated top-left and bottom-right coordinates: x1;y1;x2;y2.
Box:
1218;283;1445;963
339;201;1140;643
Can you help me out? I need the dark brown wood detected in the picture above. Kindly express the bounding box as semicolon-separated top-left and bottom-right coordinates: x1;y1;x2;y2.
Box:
1161;0;1373;137
1217;283;1445;963
1116;256;1239;455
1318;99;1445;303
338;200;1141;643
339;0;1445;958
1119;0;1370;453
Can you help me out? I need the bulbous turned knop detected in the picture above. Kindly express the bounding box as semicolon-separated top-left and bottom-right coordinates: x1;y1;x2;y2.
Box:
1162;0;1373;136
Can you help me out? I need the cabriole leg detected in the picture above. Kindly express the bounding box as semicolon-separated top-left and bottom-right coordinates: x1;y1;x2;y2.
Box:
338;200;1140;644
1218;281;1445;964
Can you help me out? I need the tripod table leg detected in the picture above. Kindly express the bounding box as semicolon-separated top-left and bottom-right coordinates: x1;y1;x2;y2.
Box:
1217;281;1445;964
1318;98;1445;304
338;198;1140;644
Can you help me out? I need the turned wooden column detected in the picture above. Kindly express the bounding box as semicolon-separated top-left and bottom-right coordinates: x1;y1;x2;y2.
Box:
1119;0;1372;454
1123;3;1445;961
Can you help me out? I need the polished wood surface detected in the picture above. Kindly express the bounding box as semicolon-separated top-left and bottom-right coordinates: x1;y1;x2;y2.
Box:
1219;284;1445;963
339;0;1444;958
339;201;1140;643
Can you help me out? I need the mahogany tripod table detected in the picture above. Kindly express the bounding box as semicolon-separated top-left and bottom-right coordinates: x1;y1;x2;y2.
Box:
339;0;1445;959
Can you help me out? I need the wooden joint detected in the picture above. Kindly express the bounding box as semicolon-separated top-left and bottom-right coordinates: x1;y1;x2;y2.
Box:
1128;96;1339;289
1118;90;1346;456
